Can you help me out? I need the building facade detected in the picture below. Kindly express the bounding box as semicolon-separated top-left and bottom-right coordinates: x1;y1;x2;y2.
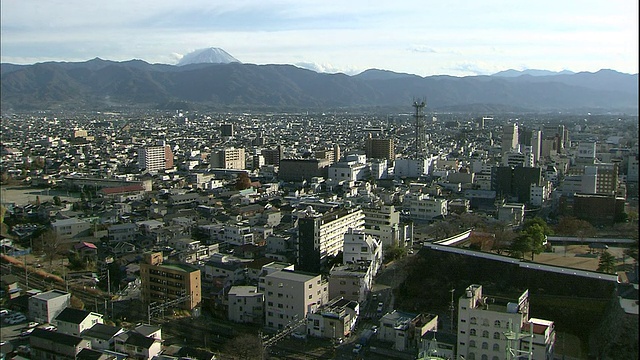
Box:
140;252;201;310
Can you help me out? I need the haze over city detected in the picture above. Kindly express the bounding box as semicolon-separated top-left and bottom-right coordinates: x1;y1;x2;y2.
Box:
1;0;638;76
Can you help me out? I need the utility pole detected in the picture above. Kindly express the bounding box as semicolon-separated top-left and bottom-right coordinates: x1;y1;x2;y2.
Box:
449;288;455;332
24;253;28;290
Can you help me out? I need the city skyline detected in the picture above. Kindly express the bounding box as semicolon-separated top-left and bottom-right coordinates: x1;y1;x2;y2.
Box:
1;1;638;77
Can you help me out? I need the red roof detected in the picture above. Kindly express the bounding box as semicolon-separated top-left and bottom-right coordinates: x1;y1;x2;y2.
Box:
74;241;98;250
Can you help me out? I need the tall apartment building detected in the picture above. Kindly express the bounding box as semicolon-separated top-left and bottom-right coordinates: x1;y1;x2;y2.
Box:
363;205;401;247
297;207;365;273
138;144;174;172
262;146;283;166
365;136;395;161
210;147;245;170
501;123;518;155
263;269;328;330
576;141;597;165
140;252;201;310
457;284;555;360
221;123;234;137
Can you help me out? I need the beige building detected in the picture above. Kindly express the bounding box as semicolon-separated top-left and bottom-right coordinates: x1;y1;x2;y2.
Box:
306;297;359;340
227;285;264;324
263;270;328;330
457;284;555;360
210;147;245;170
140;252;201;310
365;136;395;161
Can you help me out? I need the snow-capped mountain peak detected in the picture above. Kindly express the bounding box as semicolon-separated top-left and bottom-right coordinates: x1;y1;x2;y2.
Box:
177;47;240;66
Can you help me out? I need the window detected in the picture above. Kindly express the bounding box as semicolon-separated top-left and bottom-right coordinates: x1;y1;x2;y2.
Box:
494;320;501;327
482;330;489;338
309;295;312;299
493;344;499;351
493;332;500;339
470;329;477;336
309;284;313;289
481;355;488;360
470;317;477;324
492;357;500;360
482;342;488;350
468;353;475;360
277;304;283;308
469;340;476;348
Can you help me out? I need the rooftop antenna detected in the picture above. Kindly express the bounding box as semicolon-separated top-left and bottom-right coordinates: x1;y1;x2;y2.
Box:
413;99;426;159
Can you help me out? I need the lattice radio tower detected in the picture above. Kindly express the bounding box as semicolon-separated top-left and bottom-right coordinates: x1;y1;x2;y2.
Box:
413;99;426;159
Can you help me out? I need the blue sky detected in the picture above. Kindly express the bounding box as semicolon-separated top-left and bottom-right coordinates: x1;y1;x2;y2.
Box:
1;1;637;76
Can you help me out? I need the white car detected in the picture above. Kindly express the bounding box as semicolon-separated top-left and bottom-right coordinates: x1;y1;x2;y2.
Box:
291;332;307;340
40;324;57;331
20;328;34;337
26;321;39;328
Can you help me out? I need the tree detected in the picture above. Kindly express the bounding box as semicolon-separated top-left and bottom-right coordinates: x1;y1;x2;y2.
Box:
510;234;532;260
235;172;252;190
519;217;552;260
42;230;64;269
597;251;616;273
223;334;264;360
623;239;639;262
53;196;62;206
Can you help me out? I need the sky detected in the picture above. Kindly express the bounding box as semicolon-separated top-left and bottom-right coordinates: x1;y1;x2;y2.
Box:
1;1;638;77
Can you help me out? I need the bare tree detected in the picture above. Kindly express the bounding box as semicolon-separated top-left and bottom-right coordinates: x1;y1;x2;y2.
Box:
42;230;64;269
223;334;264;360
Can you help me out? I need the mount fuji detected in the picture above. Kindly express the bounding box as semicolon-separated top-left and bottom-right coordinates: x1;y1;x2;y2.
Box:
177;47;240;66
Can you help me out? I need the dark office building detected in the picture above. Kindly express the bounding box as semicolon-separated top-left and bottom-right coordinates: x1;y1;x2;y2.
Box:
491;166;542;204
573;193;625;227
365;136;395;161
278;159;330;182
262;146;283;166
221;124;234;137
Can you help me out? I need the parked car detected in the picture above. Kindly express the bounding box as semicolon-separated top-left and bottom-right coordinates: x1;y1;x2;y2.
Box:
6;314;27;324
26;322;39;329
376;302;384;313
353;344;363;354
39;324;56;331
291;332;307;340
20;328;34;337
371;325;378;334
0;309;9;317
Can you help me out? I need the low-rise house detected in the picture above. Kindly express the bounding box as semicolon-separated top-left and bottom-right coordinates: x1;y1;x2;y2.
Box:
114;330;162;360
107;223;138;243
1;274;22;299
378;311;438;352
55;307;104;336
81;323;125;350
30;328;92;360
73;241;98;262
306;297;359;340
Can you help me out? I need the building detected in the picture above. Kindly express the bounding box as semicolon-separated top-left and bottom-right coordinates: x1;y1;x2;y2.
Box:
502;123;518;155
51;218;92;241
365;136;395;161
81;323;125;351
140;252;201;310
30;328;92;360
297;207;365;273
378;311;438;352
227;285;264;324
263;269;328;330
573;193;626;227
492;166;542;204
55;308;104;336
576;141;597;165
497;203;525;226
456;284;555;360
221;123;234;137
138;144;173;172
107;223;138;243
262;146;283;166
114;330;162;360
29;290;71;324
403;192;448;222
279;158;330;182
306;297;359;340
210;147;245;170
328;262;374;304
363;205;403;247
342;229;382;275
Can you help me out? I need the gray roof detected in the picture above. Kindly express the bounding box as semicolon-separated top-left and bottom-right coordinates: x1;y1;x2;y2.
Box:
55;308;94;324
32;289;70;301
81;323;123;340
31;328;85;347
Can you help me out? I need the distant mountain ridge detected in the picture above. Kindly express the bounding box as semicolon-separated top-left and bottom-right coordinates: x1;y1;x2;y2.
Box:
492;69;575;77
0;58;637;113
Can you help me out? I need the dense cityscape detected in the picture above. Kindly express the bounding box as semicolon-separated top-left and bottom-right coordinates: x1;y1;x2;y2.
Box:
0;105;637;360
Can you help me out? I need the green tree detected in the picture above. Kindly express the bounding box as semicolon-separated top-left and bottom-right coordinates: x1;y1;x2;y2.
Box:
520;217;552;260
53;196;62;206
597;251;616;273
510;234;532;260
623;239;639;262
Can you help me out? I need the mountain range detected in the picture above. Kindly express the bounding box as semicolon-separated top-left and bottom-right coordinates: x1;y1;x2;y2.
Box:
1;55;637;114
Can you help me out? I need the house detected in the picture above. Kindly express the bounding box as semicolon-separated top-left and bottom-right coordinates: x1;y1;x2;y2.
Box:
55;307;104;336
74;242;99;262
28;290;71;324
29;328;92;360
227;286;264;324
306;297;359;340
378;311;438;352
1;274;22;300
81;323;125;350
76;348;119;360
114;330;162;360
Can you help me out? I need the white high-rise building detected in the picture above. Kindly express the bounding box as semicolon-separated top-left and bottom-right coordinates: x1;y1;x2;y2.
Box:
342;229;382;274
210;147;245;169
138;145;173;172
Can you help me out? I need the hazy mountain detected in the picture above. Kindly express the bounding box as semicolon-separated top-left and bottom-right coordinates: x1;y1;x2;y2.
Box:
177;48;240;66
492;69;576;77
0;59;637;113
